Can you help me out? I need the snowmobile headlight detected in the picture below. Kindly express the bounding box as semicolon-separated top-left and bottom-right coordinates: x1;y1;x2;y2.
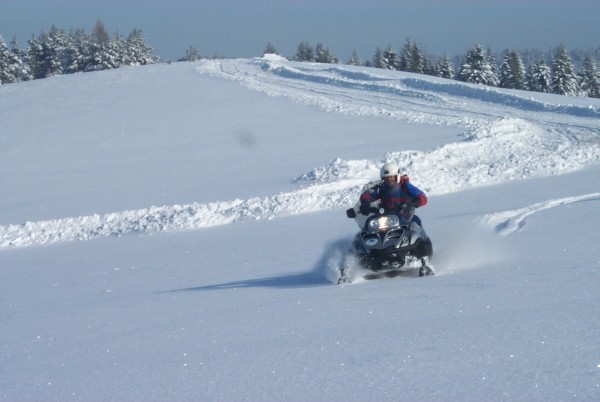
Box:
368;215;400;231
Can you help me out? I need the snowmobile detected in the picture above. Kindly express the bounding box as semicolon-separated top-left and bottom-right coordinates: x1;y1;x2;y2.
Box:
338;195;434;284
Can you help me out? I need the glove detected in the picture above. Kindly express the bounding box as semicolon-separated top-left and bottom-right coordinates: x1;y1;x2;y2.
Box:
359;204;371;215
413;194;427;208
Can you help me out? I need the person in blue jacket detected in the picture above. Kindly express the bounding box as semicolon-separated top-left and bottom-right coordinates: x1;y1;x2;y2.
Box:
359;162;428;227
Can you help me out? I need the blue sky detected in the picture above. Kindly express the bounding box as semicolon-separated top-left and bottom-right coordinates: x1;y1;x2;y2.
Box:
1;0;598;61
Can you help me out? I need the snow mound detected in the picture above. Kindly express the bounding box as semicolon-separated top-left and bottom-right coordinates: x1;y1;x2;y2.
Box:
296;118;600;196
262;53;288;62
293;157;379;187
0;184;362;249
411;118;599;194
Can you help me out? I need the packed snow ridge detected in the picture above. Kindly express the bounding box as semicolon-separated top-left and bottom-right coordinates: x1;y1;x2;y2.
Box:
1;57;599;249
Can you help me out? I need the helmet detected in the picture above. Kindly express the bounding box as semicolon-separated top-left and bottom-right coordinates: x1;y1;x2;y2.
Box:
380;162;399;179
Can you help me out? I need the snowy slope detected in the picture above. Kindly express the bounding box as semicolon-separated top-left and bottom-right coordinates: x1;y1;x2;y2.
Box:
1;56;599;400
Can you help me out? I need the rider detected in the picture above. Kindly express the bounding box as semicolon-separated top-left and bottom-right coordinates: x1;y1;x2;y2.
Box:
359;162;428;227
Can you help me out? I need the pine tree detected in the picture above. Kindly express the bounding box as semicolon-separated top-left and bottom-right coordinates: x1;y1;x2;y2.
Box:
294;42;314;62
527;59;552;93
510;50;526;89
9;37;31;81
27;27;66;79
125;29;157;65
179;46;200;62
0;36;28;83
315;43;326;62
458;44;498;85
0;36;11;84
408;42;425;73
315;43;338;64
91;19;109;45
347;50;361;66
382;46;398;70
499;50;513;88
397;40;428;74
499;49;526;89
551;44;579;96
435;53;455;79
88;35;123;71
63;28;91;73
263;42;277;55
578;53;600;98
423;56;435;76
486;47;498;86
372;47;386;69
398;39;412;72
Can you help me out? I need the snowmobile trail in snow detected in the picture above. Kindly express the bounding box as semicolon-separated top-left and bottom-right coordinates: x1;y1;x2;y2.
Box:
480;192;600;236
199;56;600;132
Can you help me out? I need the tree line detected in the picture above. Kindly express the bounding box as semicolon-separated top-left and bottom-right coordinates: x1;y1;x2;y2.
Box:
2;25;599;99
0;20;158;83
266;40;600;99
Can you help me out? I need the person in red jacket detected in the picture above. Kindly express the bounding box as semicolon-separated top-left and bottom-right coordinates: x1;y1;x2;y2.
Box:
359;162;427;227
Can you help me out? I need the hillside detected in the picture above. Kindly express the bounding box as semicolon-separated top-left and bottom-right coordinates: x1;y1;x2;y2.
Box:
1;56;599;400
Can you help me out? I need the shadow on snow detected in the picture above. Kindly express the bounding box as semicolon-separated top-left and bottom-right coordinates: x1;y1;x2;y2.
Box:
164;271;330;293
162;238;352;293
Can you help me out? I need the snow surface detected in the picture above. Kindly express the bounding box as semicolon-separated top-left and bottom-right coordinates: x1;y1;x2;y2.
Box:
1;55;599;400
